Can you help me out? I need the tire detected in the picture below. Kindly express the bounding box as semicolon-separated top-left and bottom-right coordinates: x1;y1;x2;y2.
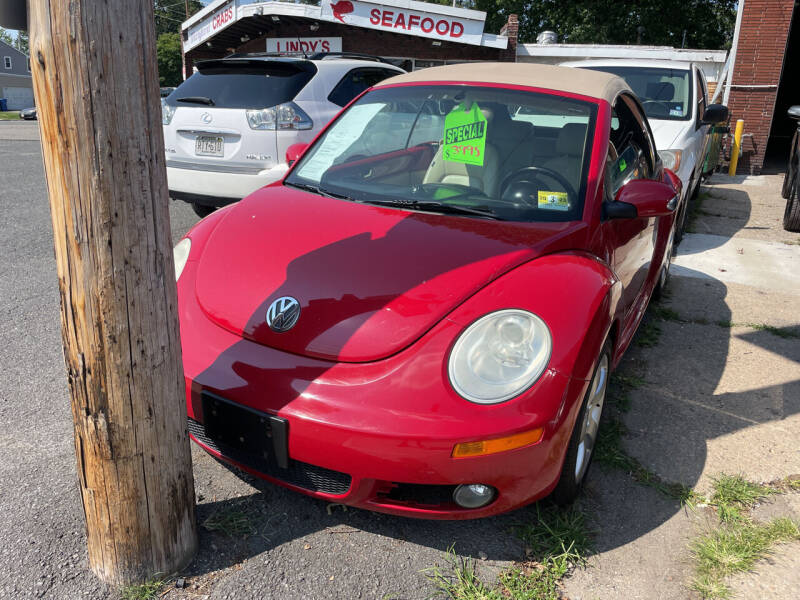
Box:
673;197;688;245
652;251;671;301
783;134;797;199
784;178;800;232
192;203;216;218
550;341;611;506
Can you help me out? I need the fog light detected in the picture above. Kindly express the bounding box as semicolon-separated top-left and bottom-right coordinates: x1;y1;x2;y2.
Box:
453;484;496;509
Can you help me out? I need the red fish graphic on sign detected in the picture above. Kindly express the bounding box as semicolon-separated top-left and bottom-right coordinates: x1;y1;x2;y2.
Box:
330;0;354;23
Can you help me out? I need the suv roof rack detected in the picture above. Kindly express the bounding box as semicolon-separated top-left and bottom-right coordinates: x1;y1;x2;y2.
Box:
307;52;392;64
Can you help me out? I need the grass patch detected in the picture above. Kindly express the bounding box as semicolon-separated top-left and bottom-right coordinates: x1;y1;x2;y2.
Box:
740;322;800;339
783;238;800;246
593;419;695;504
711;474;776;523
428;505;591;600
635;320;662;348
691;518;800;599
650;305;682;322
120;578;165;600
0;111;20;121
202;504;256;538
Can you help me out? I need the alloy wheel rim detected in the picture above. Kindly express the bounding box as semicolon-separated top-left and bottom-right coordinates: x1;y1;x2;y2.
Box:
574;353;608;483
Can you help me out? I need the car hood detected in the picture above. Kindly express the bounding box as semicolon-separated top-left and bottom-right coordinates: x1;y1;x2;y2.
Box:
648;118;688;150
194;186;586;362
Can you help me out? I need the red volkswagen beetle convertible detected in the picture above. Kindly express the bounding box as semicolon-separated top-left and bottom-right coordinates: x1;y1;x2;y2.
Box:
174;63;679;519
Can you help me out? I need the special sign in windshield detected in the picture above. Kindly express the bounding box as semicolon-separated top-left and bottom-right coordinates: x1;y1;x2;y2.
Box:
443;103;488;166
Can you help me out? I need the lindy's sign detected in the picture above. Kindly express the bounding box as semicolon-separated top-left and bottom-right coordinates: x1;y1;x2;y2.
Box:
320;0;487;46
267;37;343;55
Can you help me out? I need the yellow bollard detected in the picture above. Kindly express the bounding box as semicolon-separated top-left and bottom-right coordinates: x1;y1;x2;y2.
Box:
728;119;745;176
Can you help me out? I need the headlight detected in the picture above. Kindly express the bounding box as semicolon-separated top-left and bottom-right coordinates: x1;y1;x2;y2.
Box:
173;238;191;282
162;99;176;126
448;309;552;404
660;149;682;172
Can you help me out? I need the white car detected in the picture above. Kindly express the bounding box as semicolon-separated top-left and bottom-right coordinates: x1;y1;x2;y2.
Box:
162;54;404;216
562;59;727;240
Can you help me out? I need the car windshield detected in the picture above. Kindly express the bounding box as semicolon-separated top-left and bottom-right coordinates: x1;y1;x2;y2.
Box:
584;66;692;121
286;85;596;222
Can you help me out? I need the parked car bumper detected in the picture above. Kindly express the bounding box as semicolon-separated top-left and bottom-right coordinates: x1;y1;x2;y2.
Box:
178;261;584;519
167;160;289;206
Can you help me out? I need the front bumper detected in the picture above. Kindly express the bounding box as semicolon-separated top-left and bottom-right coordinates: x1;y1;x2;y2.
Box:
179;260;589;519
167;161;289;206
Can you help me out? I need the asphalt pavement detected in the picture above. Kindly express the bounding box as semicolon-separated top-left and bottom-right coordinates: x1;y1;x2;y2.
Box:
1;120;798;599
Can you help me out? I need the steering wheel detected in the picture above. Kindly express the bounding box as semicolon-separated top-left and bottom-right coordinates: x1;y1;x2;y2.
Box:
641;101;671;119
499;166;577;206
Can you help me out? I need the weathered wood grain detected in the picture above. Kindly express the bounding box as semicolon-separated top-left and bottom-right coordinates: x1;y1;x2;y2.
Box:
27;0;197;585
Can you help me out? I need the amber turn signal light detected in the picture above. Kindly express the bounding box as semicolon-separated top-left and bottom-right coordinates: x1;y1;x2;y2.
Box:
451;428;544;458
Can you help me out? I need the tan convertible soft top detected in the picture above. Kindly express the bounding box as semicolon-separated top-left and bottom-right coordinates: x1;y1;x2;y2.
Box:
374;62;630;104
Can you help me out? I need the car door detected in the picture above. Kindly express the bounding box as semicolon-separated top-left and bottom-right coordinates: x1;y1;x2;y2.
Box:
691;67;711;183
604;94;659;322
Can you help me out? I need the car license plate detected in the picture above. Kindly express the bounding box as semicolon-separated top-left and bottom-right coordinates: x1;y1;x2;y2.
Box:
201;391;289;468
195;135;224;157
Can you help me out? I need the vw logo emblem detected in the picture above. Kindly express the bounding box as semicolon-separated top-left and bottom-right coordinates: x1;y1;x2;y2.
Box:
266;297;301;333
200;112;213;124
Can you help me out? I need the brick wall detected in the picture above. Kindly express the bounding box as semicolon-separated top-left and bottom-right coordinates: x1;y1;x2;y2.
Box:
186;15;518;75
727;0;795;173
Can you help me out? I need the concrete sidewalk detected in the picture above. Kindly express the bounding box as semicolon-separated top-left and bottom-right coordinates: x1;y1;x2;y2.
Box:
564;173;800;599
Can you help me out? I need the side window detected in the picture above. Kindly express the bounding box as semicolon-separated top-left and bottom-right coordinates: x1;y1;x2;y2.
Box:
328;68;399;107
3;56;11;69
696;70;707;121
607;96;654;197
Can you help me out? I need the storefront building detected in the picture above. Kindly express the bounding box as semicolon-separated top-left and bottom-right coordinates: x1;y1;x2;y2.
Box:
182;0;517;74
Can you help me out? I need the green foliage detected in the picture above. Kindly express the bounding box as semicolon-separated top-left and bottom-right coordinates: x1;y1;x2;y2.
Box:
691;518;800;599
427;505;591;599
157;32;183;87
154;0;204;38
472;0;736;49
202;504;256;538
120;578;165;600
635;320;661;347
710;474;776;524
0;27;15;47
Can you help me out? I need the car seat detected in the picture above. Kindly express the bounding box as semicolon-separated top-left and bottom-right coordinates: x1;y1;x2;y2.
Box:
540;123;588;187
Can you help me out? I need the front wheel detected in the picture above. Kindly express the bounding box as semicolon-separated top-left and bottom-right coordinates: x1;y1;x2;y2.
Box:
550;342;610;505
784;179;800;232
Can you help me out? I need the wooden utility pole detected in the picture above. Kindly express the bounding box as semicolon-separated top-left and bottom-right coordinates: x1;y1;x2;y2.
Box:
27;0;197;585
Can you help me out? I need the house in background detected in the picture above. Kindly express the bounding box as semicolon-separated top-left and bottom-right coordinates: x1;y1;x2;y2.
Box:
0;38;33;110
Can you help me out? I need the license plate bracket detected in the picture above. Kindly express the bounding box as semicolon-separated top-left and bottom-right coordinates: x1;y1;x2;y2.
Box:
195;135;224;157
201;391;289;469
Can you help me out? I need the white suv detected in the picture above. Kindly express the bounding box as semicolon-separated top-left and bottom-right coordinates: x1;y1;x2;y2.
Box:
562;59;726;240
162;54;404;216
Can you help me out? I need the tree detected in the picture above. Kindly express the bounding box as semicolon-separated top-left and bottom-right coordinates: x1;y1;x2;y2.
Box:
15;30;28;55
157;32;183;87
154;0;204;38
0;27;14;47
471;0;736;49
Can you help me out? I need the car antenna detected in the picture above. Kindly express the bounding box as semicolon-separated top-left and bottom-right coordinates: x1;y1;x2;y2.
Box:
296;35;308;59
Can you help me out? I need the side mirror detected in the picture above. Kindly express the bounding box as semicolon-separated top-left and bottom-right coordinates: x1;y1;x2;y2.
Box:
788;106;800;121
606;179;678;219
701;104;729;125
285;143;308;167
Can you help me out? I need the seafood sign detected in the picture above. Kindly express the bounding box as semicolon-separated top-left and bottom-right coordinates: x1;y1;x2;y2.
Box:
320;0;488;46
330;1;354;23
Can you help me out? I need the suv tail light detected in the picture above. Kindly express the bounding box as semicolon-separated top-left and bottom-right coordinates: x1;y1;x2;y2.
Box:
161;99;176;125
246;102;313;131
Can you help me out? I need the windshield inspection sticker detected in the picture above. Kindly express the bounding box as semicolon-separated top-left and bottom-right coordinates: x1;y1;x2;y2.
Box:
538;191;570;211
443;102;487;166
